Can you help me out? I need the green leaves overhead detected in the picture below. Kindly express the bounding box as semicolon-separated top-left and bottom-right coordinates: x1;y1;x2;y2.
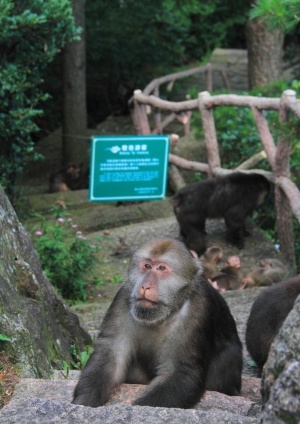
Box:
85;0;250;88
250;0;300;33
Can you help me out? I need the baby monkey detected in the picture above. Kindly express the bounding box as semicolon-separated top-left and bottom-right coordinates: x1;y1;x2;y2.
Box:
210;255;242;291
201;246;223;280
242;258;287;288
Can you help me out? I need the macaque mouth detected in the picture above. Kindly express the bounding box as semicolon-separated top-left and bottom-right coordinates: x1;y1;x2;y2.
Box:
136;298;158;307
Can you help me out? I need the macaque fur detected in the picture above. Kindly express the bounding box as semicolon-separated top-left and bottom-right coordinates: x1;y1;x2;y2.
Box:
211;255;242;291
72;239;243;409
242;258;287;288
201;246;223;279
246;275;300;372
171;172;270;255
49;164;88;193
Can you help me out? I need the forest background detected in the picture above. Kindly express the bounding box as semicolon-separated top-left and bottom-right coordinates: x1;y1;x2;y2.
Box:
1;0;300;268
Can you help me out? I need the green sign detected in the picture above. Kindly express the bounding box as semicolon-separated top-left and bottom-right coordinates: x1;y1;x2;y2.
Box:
89;135;170;202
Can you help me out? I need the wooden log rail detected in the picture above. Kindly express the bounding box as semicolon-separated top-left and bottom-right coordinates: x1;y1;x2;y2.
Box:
132;87;300;269
137;63;230;135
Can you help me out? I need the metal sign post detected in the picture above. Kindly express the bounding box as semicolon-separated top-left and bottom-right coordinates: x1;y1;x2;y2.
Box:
89;135;170;202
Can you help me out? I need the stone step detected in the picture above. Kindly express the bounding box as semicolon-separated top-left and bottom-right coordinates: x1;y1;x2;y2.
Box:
0;375;261;423
23;193;174;233
0;398;260;423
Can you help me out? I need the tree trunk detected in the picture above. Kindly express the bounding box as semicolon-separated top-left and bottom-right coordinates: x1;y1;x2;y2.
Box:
246;17;284;90
62;0;88;167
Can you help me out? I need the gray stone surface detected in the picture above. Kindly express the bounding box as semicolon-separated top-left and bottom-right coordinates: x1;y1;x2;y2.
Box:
24;194;175;233
262;296;300;402
0;398;260;424
89;215;284;274
262;361;300;424
10;376;259;415
261;296;300;423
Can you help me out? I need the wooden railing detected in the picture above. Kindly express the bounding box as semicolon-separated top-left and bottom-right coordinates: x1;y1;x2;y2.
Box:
131;86;300;270
134;63;230;136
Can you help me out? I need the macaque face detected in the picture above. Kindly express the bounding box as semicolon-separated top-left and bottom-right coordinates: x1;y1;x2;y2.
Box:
203;246;223;263
66;164;80;180
129;239;200;325
227;256;241;269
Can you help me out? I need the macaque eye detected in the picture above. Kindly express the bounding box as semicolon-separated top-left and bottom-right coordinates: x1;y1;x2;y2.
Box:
144;263;152;270
157;265;166;271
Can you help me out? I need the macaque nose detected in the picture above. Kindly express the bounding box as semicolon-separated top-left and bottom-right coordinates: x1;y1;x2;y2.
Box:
141;285;150;296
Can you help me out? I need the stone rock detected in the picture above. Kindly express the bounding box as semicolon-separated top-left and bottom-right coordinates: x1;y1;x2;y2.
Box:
261;296;300;401
0;185;91;378
0;398;261;424
24;194;174;233
10;377;260;417
261;295;300;423
261;361;300;424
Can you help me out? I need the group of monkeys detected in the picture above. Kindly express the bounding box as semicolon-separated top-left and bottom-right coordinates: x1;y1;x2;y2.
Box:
48;169;299;408
201;245;288;291
72;238;300;409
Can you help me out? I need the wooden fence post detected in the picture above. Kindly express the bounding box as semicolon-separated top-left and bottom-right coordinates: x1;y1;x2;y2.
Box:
275;90;296;270
205;63;213;92
198;91;221;174
131;90;151;135
154;86;162;133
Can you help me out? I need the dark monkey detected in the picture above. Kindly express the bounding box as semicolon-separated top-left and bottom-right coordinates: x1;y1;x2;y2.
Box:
171;172;270;255
72;239;243;409
242;258;287;288
211;255;242;291
201;246;223;279
246;275;300;372
49;164;89;193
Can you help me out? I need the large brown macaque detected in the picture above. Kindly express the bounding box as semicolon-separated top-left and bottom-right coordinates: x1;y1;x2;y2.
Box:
246;276;300;373
72;239;243;409
242;258;287;288
171;173;270;255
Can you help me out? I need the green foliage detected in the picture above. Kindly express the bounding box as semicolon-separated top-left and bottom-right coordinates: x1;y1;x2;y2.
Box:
84;0;249;120
0;334;11;342
69;344;93;370
0;0;79;202
215;106;264;168
61;344;93;377
32;204;100;301
192;80;300;171
109;274;123;284
250;0;300;33
86;0;248;83
191;89;266;169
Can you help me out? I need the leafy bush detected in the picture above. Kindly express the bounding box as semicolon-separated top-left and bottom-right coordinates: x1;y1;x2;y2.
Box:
61;344;94;377
33;203;99;301
0;0;79;202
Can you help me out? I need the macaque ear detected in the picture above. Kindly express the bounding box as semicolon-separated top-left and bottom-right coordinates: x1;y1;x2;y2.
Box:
190;250;198;259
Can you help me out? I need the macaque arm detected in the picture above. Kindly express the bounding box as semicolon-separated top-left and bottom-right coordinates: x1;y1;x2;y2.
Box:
72;344;115;406
73;290;131;407
133;360;205;408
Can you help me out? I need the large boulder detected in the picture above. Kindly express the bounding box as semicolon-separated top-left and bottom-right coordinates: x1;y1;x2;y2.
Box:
261;295;300;423
0;185;91;378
